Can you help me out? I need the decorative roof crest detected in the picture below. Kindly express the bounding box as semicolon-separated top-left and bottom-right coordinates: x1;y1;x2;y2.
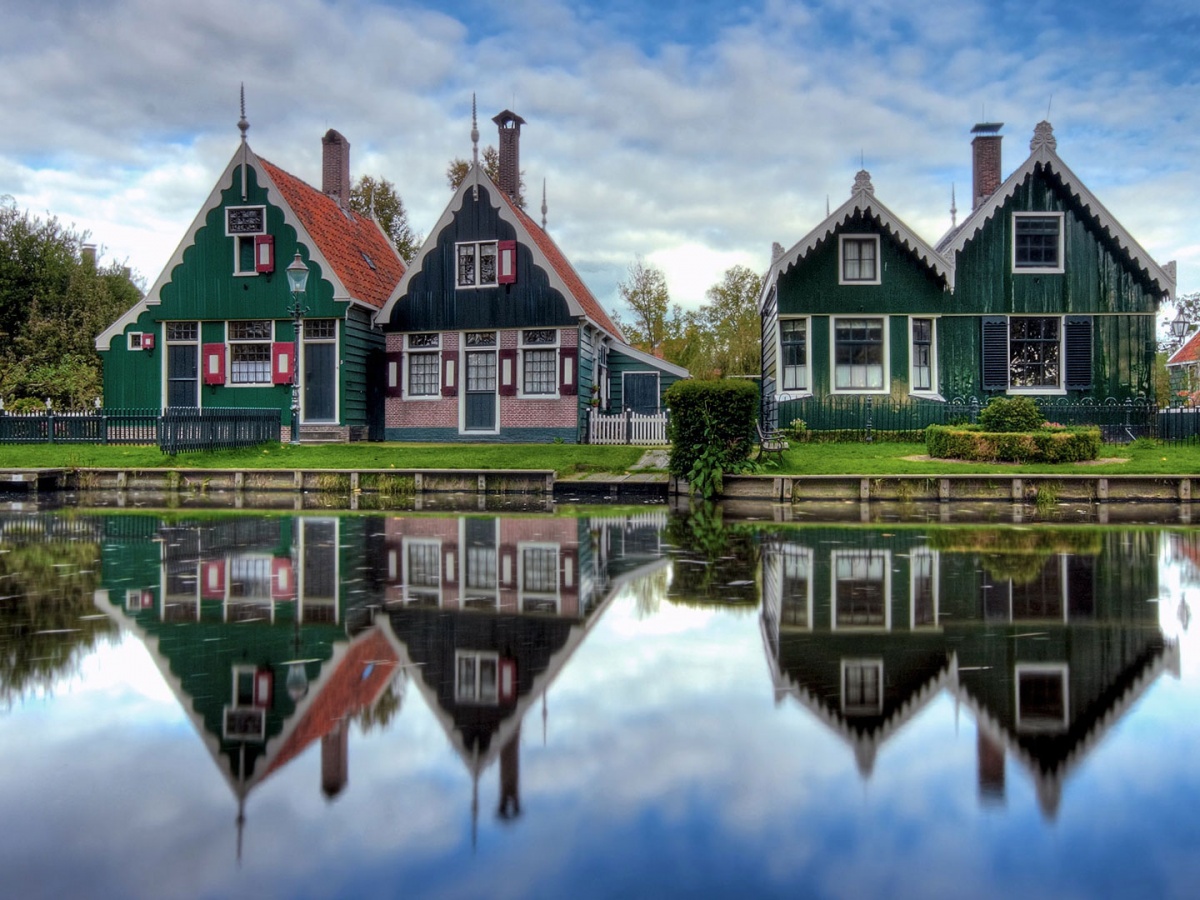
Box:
238;83;249;143
852;169;874;196
1031;120;1057;153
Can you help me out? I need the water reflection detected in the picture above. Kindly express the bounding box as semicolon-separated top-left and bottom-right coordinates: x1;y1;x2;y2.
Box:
1;508;1197;897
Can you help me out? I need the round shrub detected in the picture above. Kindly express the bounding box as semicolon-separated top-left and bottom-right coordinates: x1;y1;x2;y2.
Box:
978;396;1044;433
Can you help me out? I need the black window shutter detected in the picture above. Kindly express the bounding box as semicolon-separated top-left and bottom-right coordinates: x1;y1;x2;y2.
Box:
1064;316;1093;390
981;317;1009;390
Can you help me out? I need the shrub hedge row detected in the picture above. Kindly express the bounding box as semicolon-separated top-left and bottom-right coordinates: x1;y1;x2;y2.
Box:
664;379;758;479
925;424;1101;463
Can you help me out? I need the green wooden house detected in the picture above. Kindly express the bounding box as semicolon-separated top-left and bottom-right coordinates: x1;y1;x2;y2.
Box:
760;122;1176;429
96;115;405;441
376;109;686;443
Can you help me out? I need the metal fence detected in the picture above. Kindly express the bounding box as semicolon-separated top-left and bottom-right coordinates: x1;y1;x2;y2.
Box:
774;395;1200;444
0;407;281;453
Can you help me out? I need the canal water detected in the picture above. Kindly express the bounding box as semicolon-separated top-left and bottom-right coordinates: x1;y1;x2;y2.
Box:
0;505;1197;899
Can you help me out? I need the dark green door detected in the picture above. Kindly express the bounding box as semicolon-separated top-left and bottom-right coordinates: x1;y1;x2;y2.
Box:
167;344;198;408
304;342;337;421
465;350;497;431
624;373;659;414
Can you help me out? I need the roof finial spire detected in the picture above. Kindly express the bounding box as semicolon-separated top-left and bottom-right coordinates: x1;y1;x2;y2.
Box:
470;93;480;201
541;179;548;230
950;183;957;228
826;195;830;217
238;83;249;143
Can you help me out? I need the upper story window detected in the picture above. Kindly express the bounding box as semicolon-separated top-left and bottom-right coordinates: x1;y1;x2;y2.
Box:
457;241;498;288
226;206;269;276
227;320;273;384
839;235;880;285
1013;213;1064;273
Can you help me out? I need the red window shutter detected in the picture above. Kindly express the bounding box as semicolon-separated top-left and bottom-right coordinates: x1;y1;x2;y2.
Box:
202;343;226;385
254;235;275;273
441;350;458;397
272;342;294;384
201;559;226;599
141;333;155;351
559;347;578;395
271;557;295;600
385;351;404;398
497;240;517;284
499;348;518;396
441;543;457;589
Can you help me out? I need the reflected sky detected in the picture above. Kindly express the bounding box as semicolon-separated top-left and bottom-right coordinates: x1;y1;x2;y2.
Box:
1;512;1198;899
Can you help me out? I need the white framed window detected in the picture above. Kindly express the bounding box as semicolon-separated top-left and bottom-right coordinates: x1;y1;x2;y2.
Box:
779;318;809;393
406;332;441;397
226;206;266;276
832;549;891;630
910;548;939;629
400;539;442;607
521;329;558;396
832;316;887;393
1013;212;1064;274
839;235;880;285
227;320;274;385
982;315;1092;393
519;544;560;614
1009;316;1061;390
766;543;812;630
457;241;499;288
909;317;937;394
1015;663;1069;733
841;659;884;716
455;650;500;705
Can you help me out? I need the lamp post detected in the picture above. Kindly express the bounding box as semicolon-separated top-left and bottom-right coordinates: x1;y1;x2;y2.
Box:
286;252;310;445
1170;309;1189;343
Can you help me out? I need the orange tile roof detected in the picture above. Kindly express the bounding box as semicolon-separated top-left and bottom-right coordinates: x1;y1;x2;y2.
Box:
498;190;625;341
259;158;405;309
1167;330;1200;367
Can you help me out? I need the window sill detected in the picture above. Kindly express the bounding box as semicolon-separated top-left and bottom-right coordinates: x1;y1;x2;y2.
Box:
1006;387;1067;396
776;391;812;402
1012;267;1064;276
831;388;890;396
909;392;945;402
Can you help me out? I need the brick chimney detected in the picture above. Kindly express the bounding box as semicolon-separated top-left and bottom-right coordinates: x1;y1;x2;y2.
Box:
491;110;526;202
322;129;351;208
971;122;1003;209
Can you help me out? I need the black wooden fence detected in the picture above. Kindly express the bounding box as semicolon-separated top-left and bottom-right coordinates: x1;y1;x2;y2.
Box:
0;407;280;454
773;395;1200;444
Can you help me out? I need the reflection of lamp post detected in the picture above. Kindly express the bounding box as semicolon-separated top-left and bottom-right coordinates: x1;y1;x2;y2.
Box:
286;252;309;446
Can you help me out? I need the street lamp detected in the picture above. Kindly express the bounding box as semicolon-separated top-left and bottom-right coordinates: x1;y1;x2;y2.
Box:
285;252;309;445
1170;309;1189;342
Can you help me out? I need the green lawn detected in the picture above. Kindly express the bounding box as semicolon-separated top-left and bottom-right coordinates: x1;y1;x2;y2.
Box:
0;438;1196;477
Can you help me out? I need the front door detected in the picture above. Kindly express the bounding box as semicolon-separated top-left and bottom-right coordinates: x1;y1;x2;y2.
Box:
624;372;659;414
166;324;199;407
465;349;497;432
303;321;337;421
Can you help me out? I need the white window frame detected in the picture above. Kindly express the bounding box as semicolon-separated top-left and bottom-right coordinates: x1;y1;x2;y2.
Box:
456;241;499;288
455;650;500;705
518;542;561;614
1014;663;1069;733
519;329;560;398
765;543;813;631
405;332;441;399
297;518;338;625
778;317;811;396
1012;212;1065;275
226;205;267;277
841;659;884;716
909;548;939;629
908;316;940;397
1008;315;1066;395
838;234;881;285
831;316;889;394
831;549;892;631
226;320;275;386
459;518;499;610
400;538;442;606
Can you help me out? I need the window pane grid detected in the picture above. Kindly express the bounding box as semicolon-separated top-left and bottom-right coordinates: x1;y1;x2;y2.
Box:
842;239;877;281
523;349;557;394
230;343;271;384
781;319;808;390
522;548;558;592
912;318;933;391
1015;216;1060;268
408;353;439;396
1010;317;1060;387
834;318;884;389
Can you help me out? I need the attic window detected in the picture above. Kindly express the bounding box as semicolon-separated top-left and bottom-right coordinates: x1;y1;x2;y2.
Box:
361;251;376;271
457;242;499;288
227;206;268;277
1013;213;1064;273
839;235;880;285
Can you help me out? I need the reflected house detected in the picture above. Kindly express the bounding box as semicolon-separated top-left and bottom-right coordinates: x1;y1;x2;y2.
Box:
362;513;670;829
761;528;1179;815
93;515;402;848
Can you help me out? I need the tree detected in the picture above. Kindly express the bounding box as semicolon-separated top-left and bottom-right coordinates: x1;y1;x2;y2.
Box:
349;175;422;262
446;146;526;208
0;197;141;408
614;257;671;353
701;265;763;377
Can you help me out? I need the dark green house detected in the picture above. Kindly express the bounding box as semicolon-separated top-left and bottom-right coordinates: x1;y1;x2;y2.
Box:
760;122;1176;429
96;116;405;441
376;110;687;443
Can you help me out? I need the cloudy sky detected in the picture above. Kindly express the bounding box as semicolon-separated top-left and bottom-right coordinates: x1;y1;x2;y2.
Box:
2;0;1197;316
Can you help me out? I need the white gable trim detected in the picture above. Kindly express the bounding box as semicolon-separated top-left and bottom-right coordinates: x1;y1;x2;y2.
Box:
610;341;689;378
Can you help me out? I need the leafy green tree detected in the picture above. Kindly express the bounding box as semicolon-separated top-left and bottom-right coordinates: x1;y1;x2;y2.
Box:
701;265;762;377
349;175;422;262
0;197;141;408
613;257;671;354
446;146;526;208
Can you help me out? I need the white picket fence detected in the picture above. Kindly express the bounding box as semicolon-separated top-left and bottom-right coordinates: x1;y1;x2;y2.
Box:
587;408;669;445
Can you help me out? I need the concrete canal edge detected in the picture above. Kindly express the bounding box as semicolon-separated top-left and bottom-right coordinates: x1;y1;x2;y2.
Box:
0;466;1195;505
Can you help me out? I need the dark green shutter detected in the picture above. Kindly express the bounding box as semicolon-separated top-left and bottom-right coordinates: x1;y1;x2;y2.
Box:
981;317;1008;390
1064;316;1093;390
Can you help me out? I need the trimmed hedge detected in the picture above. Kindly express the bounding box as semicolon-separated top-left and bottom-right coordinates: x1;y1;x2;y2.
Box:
664;379;758;479
926;424;1101;463
978;396;1044;432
